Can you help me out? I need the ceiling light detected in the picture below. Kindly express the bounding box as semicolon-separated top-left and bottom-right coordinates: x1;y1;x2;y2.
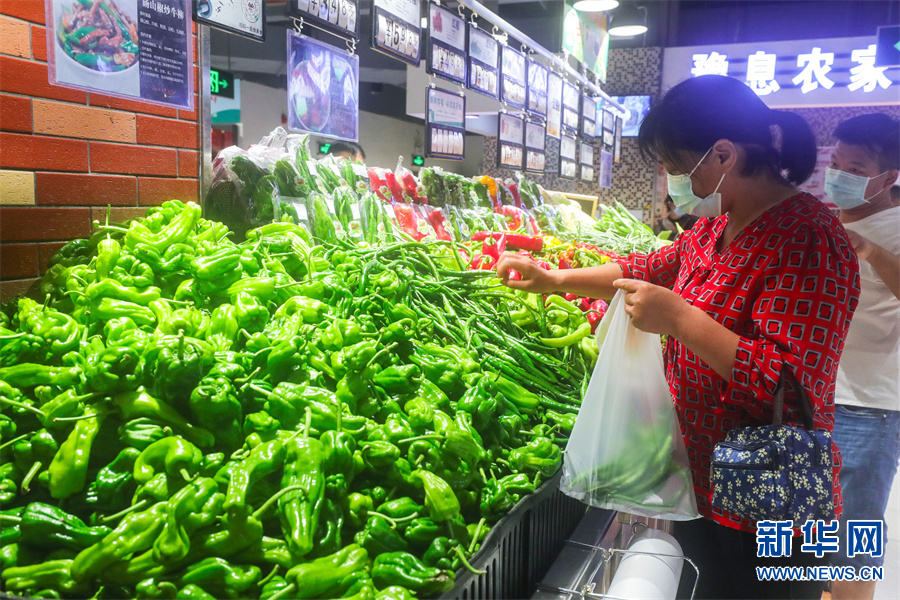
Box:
608;3;647;37
573;0;619;12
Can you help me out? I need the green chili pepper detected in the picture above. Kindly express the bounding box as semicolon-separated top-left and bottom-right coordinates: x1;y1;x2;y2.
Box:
48;414;101;499
372;551;454;594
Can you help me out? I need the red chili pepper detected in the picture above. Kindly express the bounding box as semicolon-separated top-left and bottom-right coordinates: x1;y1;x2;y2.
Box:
383;172;406;204
586;299;608;334
401;172;426;204
535;260;552;270
587;311;602;333
470;231;542;253
481;233;506;263
367;169;391;202
394;204;422;240
564;293;578;302
578;297;592;312
509;269;522;280
501;206;524;230
427;209;452;241
558;256;572;269
507;183;523;208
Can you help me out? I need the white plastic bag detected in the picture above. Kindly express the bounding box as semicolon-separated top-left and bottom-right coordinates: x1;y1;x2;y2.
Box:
560;290;699;520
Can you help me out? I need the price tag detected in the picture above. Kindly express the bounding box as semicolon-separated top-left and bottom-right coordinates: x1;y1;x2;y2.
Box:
326;198;337;213
329;0;340;24
372;2;421;66
291;0;359;38
307;161;319;175
297;203;309;220
352;164;368;177
385;204;396;218
351;203;361;219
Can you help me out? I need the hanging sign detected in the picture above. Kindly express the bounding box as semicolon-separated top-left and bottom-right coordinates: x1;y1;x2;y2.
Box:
525;119;546;174
599;149;613;188
546;71;562;139
427;3;466;84
562;80;579;133
290;0;359;39
467;24;499;98
501;45;526;108
526;58;548;118
498;112;524;170
613;116;623;163
287;30;359;141
426;86;466;159
580;141;594;182
372;0;421;66
559;133;577;180
194;0;265;41
46;0;194;109
581;93;597;139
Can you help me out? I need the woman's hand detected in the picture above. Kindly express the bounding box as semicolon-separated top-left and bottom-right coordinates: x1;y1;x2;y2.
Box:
496;252;558;293
613;278;691;337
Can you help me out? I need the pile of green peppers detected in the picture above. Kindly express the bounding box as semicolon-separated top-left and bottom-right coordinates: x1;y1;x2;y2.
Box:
0;199;588;599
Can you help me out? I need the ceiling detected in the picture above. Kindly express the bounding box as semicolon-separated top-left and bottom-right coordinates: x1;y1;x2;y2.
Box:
210;0;899;121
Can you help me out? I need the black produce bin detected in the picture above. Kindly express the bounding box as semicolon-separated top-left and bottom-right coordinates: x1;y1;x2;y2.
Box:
440;471;588;600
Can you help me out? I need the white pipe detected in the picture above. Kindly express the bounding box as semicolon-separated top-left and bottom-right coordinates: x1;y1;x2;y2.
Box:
605;529;684;600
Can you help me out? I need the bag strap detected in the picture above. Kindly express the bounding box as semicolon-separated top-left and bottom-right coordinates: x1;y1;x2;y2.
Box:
771;367;816;430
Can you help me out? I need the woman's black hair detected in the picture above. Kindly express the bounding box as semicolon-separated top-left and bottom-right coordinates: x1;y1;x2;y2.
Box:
638;75;816;185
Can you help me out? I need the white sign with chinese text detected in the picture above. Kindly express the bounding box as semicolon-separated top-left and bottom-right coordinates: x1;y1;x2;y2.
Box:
662;36;900;107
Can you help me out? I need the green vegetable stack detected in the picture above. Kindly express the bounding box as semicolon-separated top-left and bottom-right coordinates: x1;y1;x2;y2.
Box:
0;194;591;599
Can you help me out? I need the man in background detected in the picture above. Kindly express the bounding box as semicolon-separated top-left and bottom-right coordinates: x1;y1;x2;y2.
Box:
826;113;900;600
653;195;698;241
327;142;366;162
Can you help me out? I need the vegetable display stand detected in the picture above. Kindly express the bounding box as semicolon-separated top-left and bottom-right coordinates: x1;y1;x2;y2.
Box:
441;471;586;600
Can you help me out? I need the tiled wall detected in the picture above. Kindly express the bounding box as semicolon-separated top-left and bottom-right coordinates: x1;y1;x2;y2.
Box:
484;47;664;222
0;0;201;300
793;105;900;146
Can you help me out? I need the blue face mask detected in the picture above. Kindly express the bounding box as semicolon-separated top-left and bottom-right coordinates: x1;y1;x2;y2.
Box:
667;147;727;218
824;167;887;209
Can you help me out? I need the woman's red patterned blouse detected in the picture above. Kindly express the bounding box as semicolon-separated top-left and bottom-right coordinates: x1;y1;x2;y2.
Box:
617;193;860;532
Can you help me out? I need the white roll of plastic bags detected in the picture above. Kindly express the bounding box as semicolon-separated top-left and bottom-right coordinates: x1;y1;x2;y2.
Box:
560;290;699;520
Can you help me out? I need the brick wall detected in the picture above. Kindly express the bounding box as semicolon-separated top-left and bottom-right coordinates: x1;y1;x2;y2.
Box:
0;0;201;301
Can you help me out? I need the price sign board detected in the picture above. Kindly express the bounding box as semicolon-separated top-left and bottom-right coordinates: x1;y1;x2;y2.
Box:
559;133;577;180
372;0;422;66
614;116;623;163
546;71;562;139
526;58;548;118
599;149;613;188
467;24;498;98
498;112;524;170
500;45;526;108
291;0;359;39
194;0;266;41
426;86;466;160
427;3;466;84
525;119;546;173
562;80;579;133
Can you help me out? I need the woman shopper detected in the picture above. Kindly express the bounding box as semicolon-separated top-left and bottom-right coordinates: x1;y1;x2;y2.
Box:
496;74;860;600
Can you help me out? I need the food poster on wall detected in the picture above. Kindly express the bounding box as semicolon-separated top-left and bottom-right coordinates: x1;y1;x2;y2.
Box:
599;149;613;188
372;0;422;66
581;94;597;139
427;3;466;84
194;0;265;41
500;45;526;109
561;4;609;82
525;119;546;174
580;141;594;182
562;80;579;134
613;116;622;163
467;24;498;98
426;86;466;159
498;112;524;170
546;71;562;139
287;31;359;141
559;133;577;180
290;0;359;39
526;59;548;118
46;0;193;109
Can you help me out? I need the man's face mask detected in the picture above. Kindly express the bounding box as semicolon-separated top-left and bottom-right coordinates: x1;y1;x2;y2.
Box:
824;167;888;209
667;147;727;218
